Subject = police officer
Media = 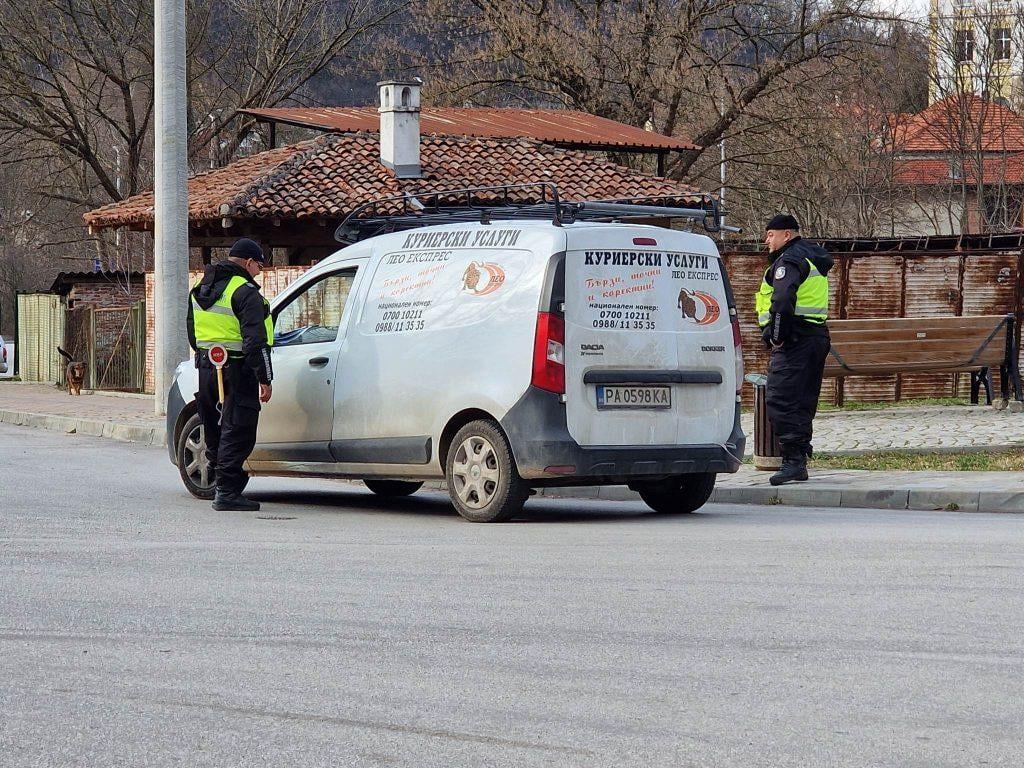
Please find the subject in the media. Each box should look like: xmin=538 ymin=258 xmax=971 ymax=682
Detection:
xmin=186 ymin=238 xmax=274 ymax=510
xmin=756 ymin=215 xmax=833 ymax=486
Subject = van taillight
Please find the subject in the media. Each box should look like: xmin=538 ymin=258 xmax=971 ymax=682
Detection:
xmin=730 ymin=308 xmax=743 ymax=394
xmin=532 ymin=312 xmax=565 ymax=394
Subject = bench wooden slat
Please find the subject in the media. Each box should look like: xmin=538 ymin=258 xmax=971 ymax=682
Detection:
xmin=824 ymin=362 xmax=994 ymax=376
xmin=829 ymin=315 xmax=1006 ymax=331
xmin=828 ymin=327 xmax=1008 ymax=344
xmin=828 ymin=351 xmax=1004 ymax=368
xmin=831 ymin=339 xmax=1005 ymax=356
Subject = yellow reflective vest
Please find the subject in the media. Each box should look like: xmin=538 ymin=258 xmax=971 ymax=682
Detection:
xmin=190 ymin=275 xmax=273 ymax=352
xmin=755 ymin=260 xmax=829 ymax=328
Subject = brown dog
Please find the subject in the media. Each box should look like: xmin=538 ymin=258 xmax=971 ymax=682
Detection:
xmin=57 ymin=347 xmax=86 ymax=395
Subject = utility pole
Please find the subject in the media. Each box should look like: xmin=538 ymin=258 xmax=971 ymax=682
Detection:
xmin=719 ymin=132 xmax=726 ymax=234
xmin=153 ymin=0 xmax=189 ymax=416
xmin=719 ymin=94 xmax=727 ymax=236
xmin=112 ymin=146 xmax=122 ymax=272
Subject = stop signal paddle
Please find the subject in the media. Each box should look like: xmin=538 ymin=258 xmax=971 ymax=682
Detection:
xmin=208 ymin=344 xmax=228 ymax=423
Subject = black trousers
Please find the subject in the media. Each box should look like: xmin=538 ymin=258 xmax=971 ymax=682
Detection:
xmin=196 ymin=355 xmax=261 ymax=494
xmin=766 ymin=332 xmax=830 ymax=459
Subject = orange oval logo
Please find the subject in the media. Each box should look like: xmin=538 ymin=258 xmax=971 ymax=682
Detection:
xmin=462 ymin=261 xmax=506 ymax=296
xmin=677 ymin=288 xmax=720 ymax=326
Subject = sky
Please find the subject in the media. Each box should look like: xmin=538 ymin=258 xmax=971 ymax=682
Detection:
xmin=886 ymin=0 xmax=930 ymax=20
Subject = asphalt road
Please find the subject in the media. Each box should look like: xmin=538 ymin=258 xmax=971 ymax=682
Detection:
xmin=2 ymin=423 xmax=1023 ymax=767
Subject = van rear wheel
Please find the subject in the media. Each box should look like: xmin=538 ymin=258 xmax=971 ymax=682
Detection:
xmin=635 ymin=473 xmax=716 ymax=514
xmin=363 ymin=479 xmax=423 ymax=497
xmin=445 ymin=420 xmax=527 ymax=523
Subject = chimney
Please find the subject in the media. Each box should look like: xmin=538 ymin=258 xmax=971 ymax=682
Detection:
xmin=378 ymin=78 xmax=422 ymax=178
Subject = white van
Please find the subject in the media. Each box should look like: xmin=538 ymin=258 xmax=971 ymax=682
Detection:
xmin=167 ymin=209 xmax=745 ymax=522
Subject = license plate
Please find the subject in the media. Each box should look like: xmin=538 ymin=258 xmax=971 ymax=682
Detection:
xmin=596 ymin=385 xmax=671 ymax=409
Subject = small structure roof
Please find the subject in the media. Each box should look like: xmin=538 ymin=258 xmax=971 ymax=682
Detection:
xmin=242 ymin=106 xmax=697 ymax=152
xmin=49 ymin=270 xmax=146 ymax=294
xmin=86 ymin=133 xmax=706 ymax=231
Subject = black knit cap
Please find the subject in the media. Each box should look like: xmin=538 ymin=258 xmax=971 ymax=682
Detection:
xmin=229 ymin=238 xmax=265 ymax=263
xmin=765 ymin=213 xmax=800 ymax=231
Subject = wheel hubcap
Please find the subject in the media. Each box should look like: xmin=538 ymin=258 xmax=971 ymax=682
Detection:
xmin=452 ymin=435 xmax=500 ymax=509
xmin=183 ymin=424 xmax=213 ymax=490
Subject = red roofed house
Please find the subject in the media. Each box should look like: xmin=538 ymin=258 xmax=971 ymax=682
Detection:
xmin=85 ymin=80 xmax=707 ymax=266
xmin=891 ymin=94 xmax=1024 ymax=234
xmin=84 ymin=80 xmax=710 ymax=392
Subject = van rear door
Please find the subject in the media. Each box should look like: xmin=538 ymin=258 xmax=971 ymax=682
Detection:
xmin=563 ymin=227 xmax=737 ymax=447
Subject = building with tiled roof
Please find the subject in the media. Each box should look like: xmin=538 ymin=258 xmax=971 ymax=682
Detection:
xmin=86 ymin=133 xmax=706 ymax=231
xmin=887 ymin=95 xmax=1024 ymax=234
xmin=86 ymin=83 xmax=708 ymax=266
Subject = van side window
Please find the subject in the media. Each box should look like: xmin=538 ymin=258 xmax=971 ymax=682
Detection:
xmin=273 ymin=270 xmax=357 ymax=346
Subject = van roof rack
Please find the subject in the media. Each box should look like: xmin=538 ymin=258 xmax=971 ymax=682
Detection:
xmin=334 ymin=182 xmax=728 ymax=243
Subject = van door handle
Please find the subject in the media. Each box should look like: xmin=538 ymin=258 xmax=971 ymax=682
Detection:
xmin=308 ymin=356 xmax=330 ymax=367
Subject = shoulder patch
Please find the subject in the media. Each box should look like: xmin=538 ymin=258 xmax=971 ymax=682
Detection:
xmin=774 ymin=266 xmax=787 ymax=280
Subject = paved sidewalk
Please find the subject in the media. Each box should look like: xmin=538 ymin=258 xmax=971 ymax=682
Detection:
xmin=3 ymin=382 xmax=1022 ymax=513
xmin=0 ymin=382 xmax=164 ymax=446
xmin=741 ymin=404 xmax=1024 ymax=453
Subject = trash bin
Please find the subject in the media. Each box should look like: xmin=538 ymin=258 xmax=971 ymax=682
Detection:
xmin=745 ymin=373 xmax=781 ymax=471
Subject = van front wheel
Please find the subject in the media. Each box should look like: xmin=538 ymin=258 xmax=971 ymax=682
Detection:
xmin=445 ymin=420 xmax=527 ymax=523
xmin=635 ymin=473 xmax=716 ymax=514
xmin=176 ymin=412 xmax=215 ymax=500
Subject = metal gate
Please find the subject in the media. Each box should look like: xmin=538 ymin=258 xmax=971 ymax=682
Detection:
xmin=90 ymin=302 xmax=146 ymax=392
xmin=16 ymin=293 xmax=66 ymax=384
xmin=60 ymin=301 xmax=146 ymax=392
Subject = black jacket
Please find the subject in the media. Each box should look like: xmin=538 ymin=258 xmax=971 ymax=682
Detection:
xmin=186 ymin=261 xmax=273 ymax=384
xmin=763 ymin=237 xmax=834 ymax=346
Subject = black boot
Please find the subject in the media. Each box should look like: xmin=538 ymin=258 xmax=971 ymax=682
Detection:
xmin=770 ymin=456 xmax=808 ymax=486
xmin=212 ymin=489 xmax=260 ymax=511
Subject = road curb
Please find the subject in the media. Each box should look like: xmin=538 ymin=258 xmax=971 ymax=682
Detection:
xmin=4 ymin=413 xmax=1020 ymax=513
xmin=411 ymin=478 xmax=1023 ymax=513
xmin=0 ymin=409 xmax=165 ymax=448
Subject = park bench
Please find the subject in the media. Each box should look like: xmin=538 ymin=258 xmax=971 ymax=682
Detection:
xmin=824 ymin=314 xmax=1023 ymax=405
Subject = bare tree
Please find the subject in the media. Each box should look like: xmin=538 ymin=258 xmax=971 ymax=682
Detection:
xmin=189 ymin=0 xmax=408 ymax=166
xmin=0 ymin=162 xmax=89 ymax=336
xmin=402 ymin=0 xmax=894 ymax=180
xmin=665 ymin=18 xmax=929 ymax=236
xmin=0 ymin=0 xmax=404 ymax=282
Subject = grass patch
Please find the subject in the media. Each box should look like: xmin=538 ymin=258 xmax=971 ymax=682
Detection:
xmin=742 ymin=397 xmax=974 ymax=415
xmin=810 ymin=449 xmax=1024 ymax=472
xmin=817 ymin=397 xmax=971 ymax=412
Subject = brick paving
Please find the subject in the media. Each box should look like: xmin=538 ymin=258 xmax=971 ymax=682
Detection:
xmin=741 ymin=404 xmax=1024 ymax=454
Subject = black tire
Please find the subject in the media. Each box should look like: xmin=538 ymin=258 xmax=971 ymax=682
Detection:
xmin=445 ymin=420 xmax=527 ymax=523
xmin=635 ymin=473 xmax=717 ymax=514
xmin=363 ymin=479 xmax=423 ymax=497
xmin=176 ymin=412 xmax=215 ymax=500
